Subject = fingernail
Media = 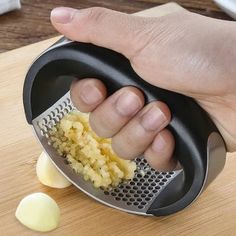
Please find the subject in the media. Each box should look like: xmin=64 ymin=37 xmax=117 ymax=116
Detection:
xmin=51 ymin=7 xmax=76 ymax=24
xmin=141 ymin=106 xmax=167 ymax=132
xmin=152 ymin=134 xmax=166 ymax=152
xmin=115 ymin=91 xmax=142 ymax=116
xmin=80 ymin=83 xmax=103 ymax=105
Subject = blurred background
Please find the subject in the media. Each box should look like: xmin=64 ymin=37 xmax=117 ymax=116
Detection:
xmin=0 ymin=0 xmax=233 ymax=53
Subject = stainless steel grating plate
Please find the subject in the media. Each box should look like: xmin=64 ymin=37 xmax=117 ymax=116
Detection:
xmin=32 ymin=92 xmax=182 ymax=215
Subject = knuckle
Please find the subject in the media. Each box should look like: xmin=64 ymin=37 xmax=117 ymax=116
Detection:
xmin=89 ymin=114 xmax=102 ymax=136
xmin=89 ymin=113 xmax=111 ymax=138
xmin=127 ymin=19 xmax=156 ymax=61
xmin=111 ymin=138 xmax=130 ymax=160
xmin=85 ymin=7 xmax=108 ymax=24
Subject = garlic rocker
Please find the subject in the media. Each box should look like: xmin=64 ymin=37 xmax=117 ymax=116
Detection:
xmin=23 ymin=38 xmax=226 ymax=216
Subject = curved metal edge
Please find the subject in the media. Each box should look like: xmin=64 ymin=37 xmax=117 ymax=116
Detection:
xmin=155 ymin=132 xmax=226 ymax=214
xmin=203 ymin=132 xmax=226 ymax=189
xmin=191 ymin=132 xmax=226 ymax=204
xmin=32 ymin=37 xmax=73 ymax=64
xmin=23 ymin=37 xmax=72 ymax=124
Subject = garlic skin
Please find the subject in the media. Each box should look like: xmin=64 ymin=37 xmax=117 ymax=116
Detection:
xmin=15 ymin=192 xmax=60 ymax=232
xmin=36 ymin=152 xmax=71 ymax=188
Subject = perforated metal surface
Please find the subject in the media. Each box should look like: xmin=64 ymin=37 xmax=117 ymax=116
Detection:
xmin=103 ymin=157 xmax=177 ymax=210
xmin=32 ymin=92 xmax=182 ymax=215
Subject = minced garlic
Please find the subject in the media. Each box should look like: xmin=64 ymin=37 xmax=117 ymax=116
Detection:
xmin=49 ymin=111 xmax=136 ymax=188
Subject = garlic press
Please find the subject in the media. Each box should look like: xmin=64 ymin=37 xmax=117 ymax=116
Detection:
xmin=23 ymin=37 xmax=226 ymax=216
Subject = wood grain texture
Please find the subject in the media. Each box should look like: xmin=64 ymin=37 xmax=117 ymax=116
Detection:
xmin=0 ymin=0 xmax=233 ymax=53
xmin=0 ymin=4 xmax=236 ymax=236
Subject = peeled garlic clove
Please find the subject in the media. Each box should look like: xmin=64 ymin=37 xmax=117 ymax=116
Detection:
xmin=15 ymin=192 xmax=60 ymax=232
xmin=36 ymin=152 xmax=71 ymax=188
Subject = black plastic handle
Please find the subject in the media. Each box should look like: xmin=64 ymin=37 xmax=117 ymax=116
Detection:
xmin=23 ymin=41 xmax=220 ymax=215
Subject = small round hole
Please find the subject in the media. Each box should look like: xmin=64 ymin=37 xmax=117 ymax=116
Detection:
xmin=122 ymin=198 xmax=127 ymax=201
xmin=141 ymin=202 xmax=147 ymax=205
xmin=127 ymin=202 xmax=132 ymax=205
xmin=40 ymin=130 xmax=45 ymax=136
xmin=137 ymin=182 xmax=142 ymax=186
xmin=148 ymin=193 xmax=153 ymax=198
xmin=104 ymin=191 xmax=109 ymax=195
xmin=166 ymin=174 xmax=172 ymax=178
xmin=130 ymin=198 xmax=135 ymax=202
xmin=160 ymin=182 xmax=165 ymax=186
xmin=118 ymin=193 xmax=123 ymax=197
xmin=130 ymin=190 xmax=135 ymax=194
xmin=137 ymin=190 xmax=142 ymax=194
xmin=134 ymin=194 xmax=139 ymax=198
xmin=163 ymin=178 xmax=167 ymax=182
xmin=134 ymin=202 xmax=139 ymax=206
xmin=123 ymin=189 xmax=128 ymax=193
xmin=138 ymin=205 xmax=144 ymax=209
xmin=137 ymin=198 xmax=142 ymax=202
xmin=145 ymin=197 xmax=151 ymax=201
xmin=115 ymin=197 xmax=121 ymax=201
xmin=133 ymin=186 xmax=138 ymax=190
xmin=111 ymin=192 xmax=116 ymax=196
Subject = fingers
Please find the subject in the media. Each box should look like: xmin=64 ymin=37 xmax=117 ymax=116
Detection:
xmin=144 ymin=129 xmax=177 ymax=171
xmin=111 ymin=101 xmax=171 ymax=160
xmin=70 ymin=78 xmax=175 ymax=171
xmin=89 ymin=87 xmax=144 ymax=138
xmin=50 ymin=7 xmax=152 ymax=59
xmin=70 ymin=78 xmax=107 ymax=113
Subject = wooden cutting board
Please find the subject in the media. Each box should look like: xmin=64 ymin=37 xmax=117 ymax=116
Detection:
xmin=0 ymin=3 xmax=236 ymax=236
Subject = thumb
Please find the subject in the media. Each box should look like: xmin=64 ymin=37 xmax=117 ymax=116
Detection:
xmin=50 ymin=7 xmax=153 ymax=60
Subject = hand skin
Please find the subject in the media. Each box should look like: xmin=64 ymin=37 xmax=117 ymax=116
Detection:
xmin=50 ymin=7 xmax=236 ymax=171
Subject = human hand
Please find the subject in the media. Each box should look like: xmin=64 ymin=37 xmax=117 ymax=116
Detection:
xmin=50 ymin=7 xmax=236 ymax=170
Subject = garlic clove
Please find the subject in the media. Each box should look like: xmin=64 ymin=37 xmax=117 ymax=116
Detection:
xmin=36 ymin=152 xmax=71 ymax=188
xmin=15 ymin=192 xmax=60 ymax=232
